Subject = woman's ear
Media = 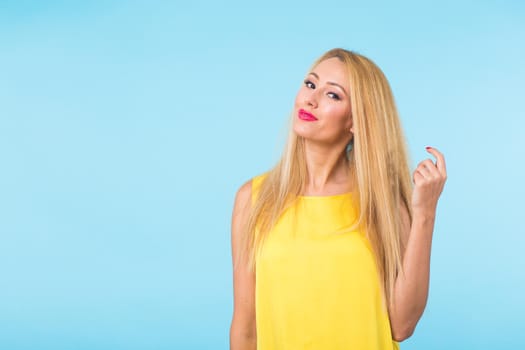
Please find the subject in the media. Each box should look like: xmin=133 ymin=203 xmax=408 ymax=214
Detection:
xmin=346 ymin=117 xmax=354 ymax=133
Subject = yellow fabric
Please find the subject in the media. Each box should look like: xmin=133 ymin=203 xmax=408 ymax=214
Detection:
xmin=252 ymin=173 xmax=400 ymax=350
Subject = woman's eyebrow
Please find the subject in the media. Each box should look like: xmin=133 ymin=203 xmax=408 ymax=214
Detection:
xmin=308 ymin=72 xmax=348 ymax=96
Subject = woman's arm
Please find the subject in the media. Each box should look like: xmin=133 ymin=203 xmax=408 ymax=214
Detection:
xmin=389 ymin=147 xmax=447 ymax=342
xmin=230 ymin=180 xmax=257 ymax=350
xmin=389 ymin=204 xmax=435 ymax=341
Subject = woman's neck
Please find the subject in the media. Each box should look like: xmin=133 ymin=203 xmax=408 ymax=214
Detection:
xmin=303 ymin=142 xmax=352 ymax=194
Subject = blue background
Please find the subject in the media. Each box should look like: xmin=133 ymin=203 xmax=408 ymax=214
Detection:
xmin=1 ymin=1 xmax=524 ymax=349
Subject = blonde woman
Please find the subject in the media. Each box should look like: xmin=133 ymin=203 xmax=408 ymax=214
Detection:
xmin=230 ymin=48 xmax=447 ymax=350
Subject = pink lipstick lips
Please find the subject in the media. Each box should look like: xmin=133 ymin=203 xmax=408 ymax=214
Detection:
xmin=298 ymin=109 xmax=318 ymax=121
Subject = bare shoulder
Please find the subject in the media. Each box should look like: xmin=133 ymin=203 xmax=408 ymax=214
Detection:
xmin=233 ymin=178 xmax=253 ymax=217
xmin=236 ymin=179 xmax=252 ymax=203
xmin=232 ymin=171 xmax=269 ymax=227
xmin=231 ymin=178 xmax=254 ymax=244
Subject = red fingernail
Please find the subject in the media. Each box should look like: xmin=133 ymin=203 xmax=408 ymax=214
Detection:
xmin=426 ymin=146 xmax=432 ymax=149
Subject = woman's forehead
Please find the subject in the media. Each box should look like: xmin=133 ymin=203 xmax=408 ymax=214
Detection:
xmin=310 ymin=58 xmax=350 ymax=89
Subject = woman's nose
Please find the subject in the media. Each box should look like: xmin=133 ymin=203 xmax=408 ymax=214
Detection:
xmin=304 ymin=90 xmax=319 ymax=108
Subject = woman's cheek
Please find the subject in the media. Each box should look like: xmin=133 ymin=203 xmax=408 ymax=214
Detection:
xmin=326 ymin=105 xmax=345 ymax=120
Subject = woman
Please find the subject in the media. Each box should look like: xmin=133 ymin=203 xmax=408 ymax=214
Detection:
xmin=230 ymin=48 xmax=447 ymax=350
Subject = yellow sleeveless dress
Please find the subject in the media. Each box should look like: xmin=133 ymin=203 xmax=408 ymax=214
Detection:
xmin=252 ymin=173 xmax=400 ymax=350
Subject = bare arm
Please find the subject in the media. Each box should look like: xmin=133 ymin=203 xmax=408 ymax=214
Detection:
xmin=389 ymin=147 xmax=447 ymax=342
xmin=388 ymin=203 xmax=435 ymax=341
xmin=229 ymin=180 xmax=257 ymax=350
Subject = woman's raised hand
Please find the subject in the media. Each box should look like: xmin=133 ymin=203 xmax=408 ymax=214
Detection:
xmin=411 ymin=146 xmax=447 ymax=217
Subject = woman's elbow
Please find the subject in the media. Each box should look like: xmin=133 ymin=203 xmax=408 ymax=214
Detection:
xmin=391 ymin=324 xmax=416 ymax=342
xmin=389 ymin=302 xmax=426 ymax=342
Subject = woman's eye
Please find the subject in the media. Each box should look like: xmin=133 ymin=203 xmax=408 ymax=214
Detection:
xmin=304 ymin=80 xmax=340 ymax=100
xmin=328 ymin=92 xmax=340 ymax=100
xmin=304 ymin=80 xmax=315 ymax=89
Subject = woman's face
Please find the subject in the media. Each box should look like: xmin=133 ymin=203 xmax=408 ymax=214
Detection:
xmin=293 ymin=57 xmax=353 ymax=145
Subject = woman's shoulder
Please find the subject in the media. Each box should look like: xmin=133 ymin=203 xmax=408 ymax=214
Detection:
xmin=237 ymin=171 xmax=270 ymax=206
xmin=251 ymin=171 xmax=269 ymax=188
xmin=234 ymin=171 xmax=269 ymax=205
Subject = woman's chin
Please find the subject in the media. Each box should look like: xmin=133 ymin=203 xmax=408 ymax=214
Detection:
xmin=292 ymin=124 xmax=315 ymax=139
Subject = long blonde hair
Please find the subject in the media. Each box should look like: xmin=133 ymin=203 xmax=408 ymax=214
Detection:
xmin=236 ymin=48 xmax=413 ymax=309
